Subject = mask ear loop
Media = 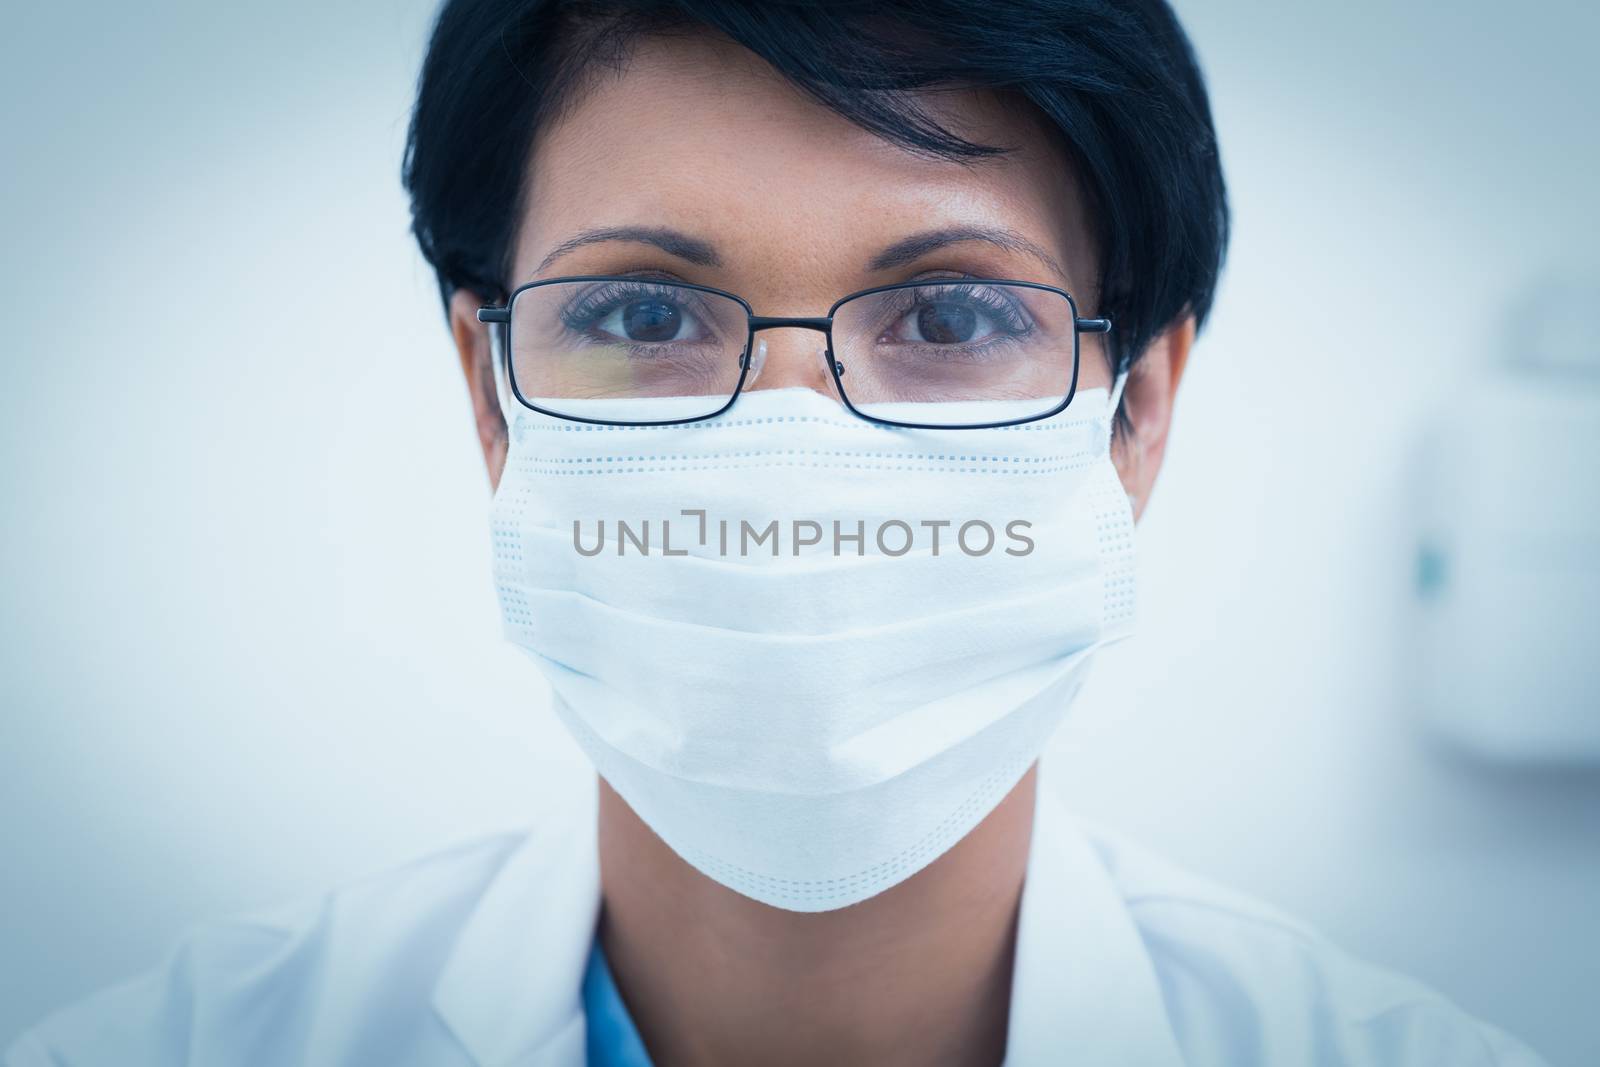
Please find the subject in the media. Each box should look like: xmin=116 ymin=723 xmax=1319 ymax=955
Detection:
xmin=1106 ymin=365 xmax=1141 ymax=513
xmin=1107 ymin=367 xmax=1131 ymax=425
xmin=487 ymin=315 xmax=520 ymax=429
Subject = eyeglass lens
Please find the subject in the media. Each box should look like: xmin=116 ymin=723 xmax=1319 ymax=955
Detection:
xmin=506 ymin=279 xmax=1104 ymax=426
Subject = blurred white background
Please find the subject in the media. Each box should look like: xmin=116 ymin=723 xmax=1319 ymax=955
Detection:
xmin=2 ymin=1 xmax=1596 ymax=1062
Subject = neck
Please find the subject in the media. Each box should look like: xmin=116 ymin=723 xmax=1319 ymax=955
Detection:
xmin=596 ymin=767 xmax=1037 ymax=1067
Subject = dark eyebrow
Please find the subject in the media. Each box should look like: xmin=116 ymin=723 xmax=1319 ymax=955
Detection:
xmin=866 ymin=226 xmax=1070 ymax=282
xmin=537 ymin=226 xmax=723 ymax=274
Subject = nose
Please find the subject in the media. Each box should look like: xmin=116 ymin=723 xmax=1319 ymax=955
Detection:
xmin=741 ymin=327 xmax=840 ymax=399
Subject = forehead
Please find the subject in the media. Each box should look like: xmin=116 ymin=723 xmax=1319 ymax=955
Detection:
xmin=514 ymin=30 xmax=1095 ymax=295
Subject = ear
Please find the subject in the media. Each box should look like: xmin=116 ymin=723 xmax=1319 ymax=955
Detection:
xmin=449 ymin=288 xmax=509 ymax=491
xmin=1111 ymin=314 xmax=1195 ymax=522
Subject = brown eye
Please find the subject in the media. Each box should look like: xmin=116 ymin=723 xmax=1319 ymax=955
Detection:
xmin=619 ymin=300 xmax=683 ymax=341
xmin=914 ymin=301 xmax=978 ymax=344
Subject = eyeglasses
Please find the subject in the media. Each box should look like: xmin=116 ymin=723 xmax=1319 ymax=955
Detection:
xmin=476 ymin=276 xmax=1112 ymax=429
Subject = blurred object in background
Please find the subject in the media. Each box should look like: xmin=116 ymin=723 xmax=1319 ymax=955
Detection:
xmin=1413 ymin=263 xmax=1600 ymax=762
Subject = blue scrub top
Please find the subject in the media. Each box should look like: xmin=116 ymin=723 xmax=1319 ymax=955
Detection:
xmin=583 ymin=936 xmax=655 ymax=1067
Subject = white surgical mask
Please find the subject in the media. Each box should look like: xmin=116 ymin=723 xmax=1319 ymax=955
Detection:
xmin=488 ymin=378 xmax=1135 ymax=911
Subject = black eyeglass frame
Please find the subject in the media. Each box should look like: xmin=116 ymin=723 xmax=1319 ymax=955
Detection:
xmin=477 ymin=275 xmax=1112 ymax=430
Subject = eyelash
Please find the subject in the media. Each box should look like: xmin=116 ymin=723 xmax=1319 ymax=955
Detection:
xmin=887 ymin=282 xmax=1034 ymax=337
xmin=558 ymin=280 xmax=717 ymax=335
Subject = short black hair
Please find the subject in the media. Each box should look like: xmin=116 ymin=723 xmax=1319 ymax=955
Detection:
xmin=402 ymin=0 xmax=1229 ymax=373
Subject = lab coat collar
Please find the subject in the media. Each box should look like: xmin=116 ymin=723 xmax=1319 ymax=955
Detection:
xmin=1005 ymin=764 xmax=1186 ymax=1066
xmin=432 ymin=778 xmax=601 ymax=1067
xmin=432 ymin=764 xmax=1183 ymax=1066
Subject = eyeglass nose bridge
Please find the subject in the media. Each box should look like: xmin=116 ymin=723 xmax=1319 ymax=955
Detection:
xmin=747 ymin=315 xmax=833 ymax=333
xmin=741 ymin=316 xmax=840 ymax=384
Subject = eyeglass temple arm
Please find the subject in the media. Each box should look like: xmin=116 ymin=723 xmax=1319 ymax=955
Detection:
xmin=478 ymin=307 xmax=510 ymax=323
xmin=1075 ymin=316 xmax=1112 ymax=333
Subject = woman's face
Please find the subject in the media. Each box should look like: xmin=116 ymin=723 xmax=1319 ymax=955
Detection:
xmin=451 ymin=29 xmax=1187 ymax=510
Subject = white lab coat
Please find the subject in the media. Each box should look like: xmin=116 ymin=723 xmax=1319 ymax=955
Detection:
xmin=5 ymin=764 xmax=1550 ymax=1066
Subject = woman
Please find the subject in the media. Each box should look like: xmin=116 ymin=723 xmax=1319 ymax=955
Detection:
xmin=6 ymin=1 xmax=1550 ymax=1065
